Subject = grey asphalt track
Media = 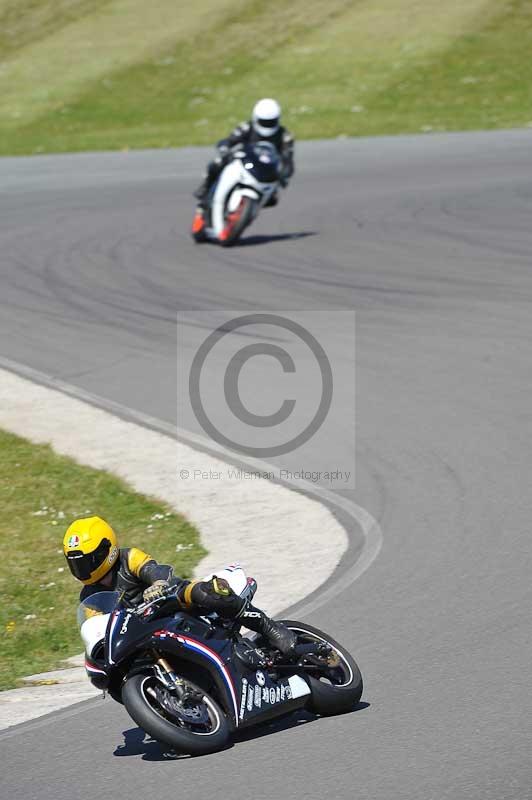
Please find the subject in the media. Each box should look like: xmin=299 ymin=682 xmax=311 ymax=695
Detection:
xmin=1 ymin=130 xmax=532 ymax=799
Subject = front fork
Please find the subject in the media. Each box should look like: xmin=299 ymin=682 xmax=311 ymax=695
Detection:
xmin=153 ymin=653 xmax=187 ymax=699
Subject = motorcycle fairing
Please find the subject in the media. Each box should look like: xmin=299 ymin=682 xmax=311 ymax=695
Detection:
xmin=89 ymin=600 xmax=312 ymax=731
xmin=99 ymin=608 xmax=240 ymax=725
xmin=210 ymin=160 xmax=277 ymax=238
xmin=84 ymin=657 xmax=109 ymax=690
xmin=153 ymin=630 xmax=240 ymax=723
xmin=233 ymin=667 xmax=311 ymax=728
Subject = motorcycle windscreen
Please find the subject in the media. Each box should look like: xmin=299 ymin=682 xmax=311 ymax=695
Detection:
xmin=245 ymin=143 xmax=281 ymax=183
xmin=77 ymin=591 xmax=120 ymax=628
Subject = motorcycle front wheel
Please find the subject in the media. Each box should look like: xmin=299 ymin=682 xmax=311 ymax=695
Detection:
xmin=219 ymin=197 xmax=255 ymax=247
xmin=122 ymin=673 xmax=231 ymax=755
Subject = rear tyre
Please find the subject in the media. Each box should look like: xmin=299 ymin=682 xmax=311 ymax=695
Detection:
xmin=220 ymin=197 xmax=254 ymax=247
xmin=281 ymin=620 xmax=363 ymax=716
xmin=122 ymin=673 xmax=231 ymax=755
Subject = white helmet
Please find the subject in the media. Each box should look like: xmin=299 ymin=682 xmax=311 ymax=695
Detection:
xmin=252 ymin=98 xmax=281 ymax=137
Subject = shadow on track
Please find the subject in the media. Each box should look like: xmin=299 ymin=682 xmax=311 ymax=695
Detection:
xmin=113 ymin=703 xmax=369 ymax=761
xmin=234 ymin=702 xmax=369 ymax=746
xmin=114 ymin=727 xmax=188 ymax=762
xmin=234 ymin=231 xmax=317 ymax=247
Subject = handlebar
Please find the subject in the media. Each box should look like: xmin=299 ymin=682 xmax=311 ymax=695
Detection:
xmin=132 ymin=586 xmax=179 ymax=616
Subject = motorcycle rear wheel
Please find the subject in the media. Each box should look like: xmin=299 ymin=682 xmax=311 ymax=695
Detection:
xmin=281 ymin=620 xmax=363 ymax=716
xmin=122 ymin=673 xmax=231 ymax=755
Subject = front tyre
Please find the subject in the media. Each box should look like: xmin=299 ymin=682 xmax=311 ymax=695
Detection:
xmin=219 ymin=197 xmax=255 ymax=247
xmin=122 ymin=673 xmax=231 ymax=755
xmin=281 ymin=620 xmax=363 ymax=716
xmin=191 ymin=208 xmax=208 ymax=243
xmin=192 ymin=228 xmax=208 ymax=243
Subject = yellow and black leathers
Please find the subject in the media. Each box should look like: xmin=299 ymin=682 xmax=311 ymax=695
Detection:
xmin=79 ymin=548 xmax=296 ymax=654
xmin=78 ymin=551 xmax=244 ymax=614
xmin=183 ymin=577 xmax=297 ymax=654
xmin=181 ymin=576 xmax=242 ymax=617
xmin=79 ymin=547 xmax=180 ymax=607
xmin=65 ymin=516 xmax=296 ymax=652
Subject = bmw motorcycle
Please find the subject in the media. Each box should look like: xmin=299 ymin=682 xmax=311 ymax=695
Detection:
xmin=78 ymin=565 xmax=363 ymax=756
xmin=191 ymin=142 xmax=281 ymax=247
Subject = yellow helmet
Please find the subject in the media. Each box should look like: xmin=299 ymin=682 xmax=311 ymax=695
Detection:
xmin=63 ymin=516 xmax=119 ymax=585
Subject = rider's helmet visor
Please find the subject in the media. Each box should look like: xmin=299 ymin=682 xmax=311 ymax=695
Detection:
xmin=65 ymin=537 xmax=112 ymax=581
xmin=256 ymin=117 xmax=279 ymax=129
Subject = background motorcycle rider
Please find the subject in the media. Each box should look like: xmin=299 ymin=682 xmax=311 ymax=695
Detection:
xmin=63 ymin=515 xmax=296 ymax=655
xmin=192 ymin=98 xmax=295 ymax=232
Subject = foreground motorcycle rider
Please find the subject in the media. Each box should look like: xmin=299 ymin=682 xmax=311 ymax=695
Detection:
xmin=63 ymin=515 xmax=296 ymax=655
xmin=192 ymin=98 xmax=295 ymax=235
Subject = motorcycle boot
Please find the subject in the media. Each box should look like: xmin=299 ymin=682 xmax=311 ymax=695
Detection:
xmin=239 ymin=605 xmax=297 ymax=657
xmin=264 ymin=191 xmax=278 ymax=208
xmin=193 ymin=180 xmax=209 ymax=206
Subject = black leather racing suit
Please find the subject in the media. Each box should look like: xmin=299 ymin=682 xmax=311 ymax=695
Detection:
xmin=195 ymin=120 xmax=295 ymax=206
xmin=80 ymin=547 xmax=296 ymax=654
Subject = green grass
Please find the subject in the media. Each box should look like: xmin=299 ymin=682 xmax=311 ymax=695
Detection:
xmin=0 ymin=0 xmax=111 ymax=56
xmin=0 ymin=428 xmax=204 ymax=690
xmin=0 ymin=0 xmax=531 ymax=154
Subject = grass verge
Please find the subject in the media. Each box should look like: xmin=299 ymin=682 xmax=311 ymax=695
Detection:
xmin=0 ymin=428 xmax=204 ymax=691
xmin=0 ymin=1 xmax=531 ymax=155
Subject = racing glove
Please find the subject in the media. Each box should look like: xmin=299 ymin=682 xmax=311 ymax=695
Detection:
xmin=143 ymin=580 xmax=170 ymax=603
xmin=216 ymin=143 xmax=232 ymax=164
